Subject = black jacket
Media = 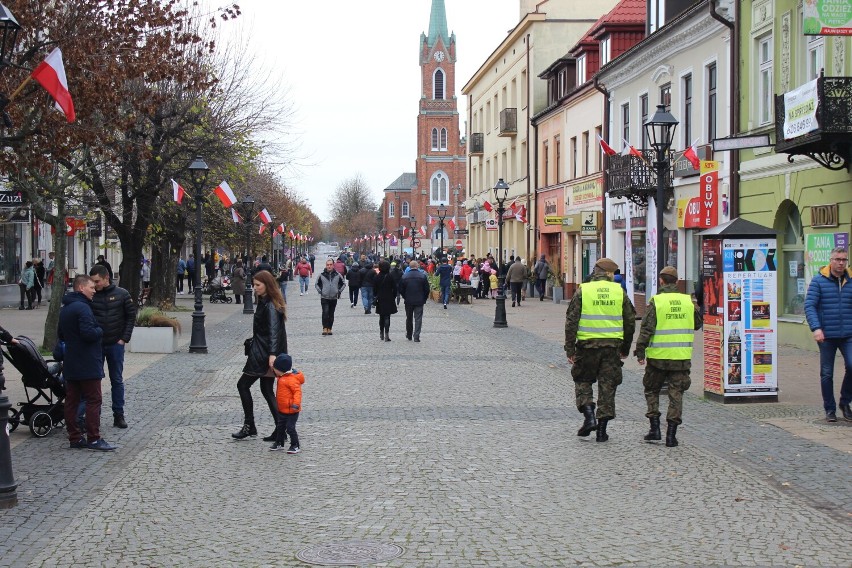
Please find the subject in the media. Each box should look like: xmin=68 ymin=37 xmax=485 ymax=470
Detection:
xmin=244 ymin=296 xmax=288 ymax=376
xmin=90 ymin=284 xmax=135 ymax=345
xmin=254 ymin=262 xmax=274 ymax=276
xmin=361 ymin=267 xmax=377 ymax=288
xmin=399 ymin=270 xmax=430 ymax=307
xmin=346 ymin=267 xmax=363 ymax=288
xmin=374 ymin=272 xmax=398 ymax=315
xmin=389 ymin=267 xmax=403 ymax=286
xmin=56 ymin=292 xmax=104 ymax=381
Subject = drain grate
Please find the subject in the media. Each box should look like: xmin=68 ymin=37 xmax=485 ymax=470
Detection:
xmin=296 ymin=541 xmax=404 ymax=566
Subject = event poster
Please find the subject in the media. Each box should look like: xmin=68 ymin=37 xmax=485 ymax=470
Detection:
xmin=721 ymin=238 xmax=778 ymax=395
xmin=702 ymin=238 xmax=724 ymax=393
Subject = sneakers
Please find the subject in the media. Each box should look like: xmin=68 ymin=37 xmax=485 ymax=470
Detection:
xmin=87 ymin=438 xmax=116 ymax=451
xmin=826 ymin=411 xmax=838 ymax=422
xmin=69 ymin=438 xmax=88 ymax=449
xmin=512 ymin=301 xmax=516 ymax=307
xmin=444 ymin=304 xmax=447 ymax=309
xmin=114 ymin=415 xmax=128 ymax=429
xmin=286 ymin=446 xmax=301 ymax=454
xmin=299 ymin=292 xmax=304 ymax=296
xmin=269 ymin=442 xmax=287 ymax=451
xmin=840 ymin=403 xmax=852 ymax=421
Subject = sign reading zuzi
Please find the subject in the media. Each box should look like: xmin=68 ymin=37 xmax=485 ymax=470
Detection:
xmin=0 ymin=190 xmax=24 ymax=204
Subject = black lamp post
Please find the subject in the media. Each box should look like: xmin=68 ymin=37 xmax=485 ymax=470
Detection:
xmin=188 ymin=156 xmax=210 ymax=353
xmin=381 ymin=228 xmax=388 ymax=256
xmin=436 ymin=203 xmax=448 ymax=258
xmin=409 ymin=216 xmax=418 ymax=258
xmin=643 ymin=104 xmax=678 ymax=286
xmin=493 ymin=178 xmax=510 ymax=328
xmin=0 ymin=2 xmax=19 ymax=510
xmin=397 ymin=226 xmax=405 ymax=255
xmin=240 ymin=196 xmax=256 ymax=313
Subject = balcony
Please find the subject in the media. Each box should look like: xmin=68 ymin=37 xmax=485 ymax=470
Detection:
xmin=604 ymin=151 xmax=673 ymax=207
xmin=499 ymin=108 xmax=517 ymax=137
xmin=774 ymin=75 xmax=852 ymax=171
xmin=469 ymin=132 xmax=484 ymax=155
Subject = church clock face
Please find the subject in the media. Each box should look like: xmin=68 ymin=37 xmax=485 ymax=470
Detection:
xmin=433 ymin=51 xmax=445 ymax=62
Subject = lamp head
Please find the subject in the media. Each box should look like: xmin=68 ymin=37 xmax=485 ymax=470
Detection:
xmin=0 ymin=3 xmax=20 ymax=68
xmin=437 ymin=203 xmax=447 ymax=217
xmin=493 ymin=178 xmax=509 ymax=205
xmin=643 ymin=104 xmax=679 ymax=151
xmin=187 ymin=155 xmax=210 ymax=187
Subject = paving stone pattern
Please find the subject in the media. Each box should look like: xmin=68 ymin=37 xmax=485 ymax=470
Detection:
xmin=1 ymin=287 xmax=850 ymax=567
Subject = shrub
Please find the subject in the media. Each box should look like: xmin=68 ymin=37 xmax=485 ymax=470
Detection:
xmin=136 ymin=307 xmax=181 ymax=333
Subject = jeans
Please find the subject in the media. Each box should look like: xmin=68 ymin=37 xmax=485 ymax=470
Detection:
xmin=275 ymin=412 xmax=299 ymax=448
xmin=510 ymin=282 xmax=523 ymax=304
xmin=817 ymin=337 xmax=852 ymax=413
xmin=237 ymin=374 xmax=277 ymax=425
xmin=440 ymin=285 xmax=451 ymax=306
xmin=279 ymin=282 xmax=287 ymax=302
xmin=405 ymin=304 xmax=424 ymax=340
xmin=537 ymin=278 xmax=547 ymax=298
xmin=176 ymin=273 xmax=184 ymax=292
xmin=65 ymin=379 xmax=102 ymax=442
xmin=321 ymin=298 xmax=338 ymax=329
xmin=104 ymin=343 xmax=126 ymax=417
xmin=361 ymin=287 xmax=374 ymax=311
xmin=349 ymin=286 xmax=360 ymax=306
xmin=299 ymin=276 xmax=310 ymax=293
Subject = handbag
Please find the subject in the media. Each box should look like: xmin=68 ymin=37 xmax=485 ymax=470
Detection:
xmin=243 ymin=337 xmax=253 ymax=356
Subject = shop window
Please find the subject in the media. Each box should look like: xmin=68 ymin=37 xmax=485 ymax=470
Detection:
xmin=0 ymin=223 xmax=23 ymax=284
xmin=779 ymin=203 xmax=804 ymax=316
xmin=631 ymin=231 xmax=647 ymax=292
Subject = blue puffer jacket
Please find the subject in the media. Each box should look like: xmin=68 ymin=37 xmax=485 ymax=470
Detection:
xmin=804 ymin=265 xmax=852 ymax=338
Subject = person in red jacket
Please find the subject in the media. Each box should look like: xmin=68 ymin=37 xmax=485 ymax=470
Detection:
xmin=296 ymin=257 xmax=312 ymax=295
xmin=460 ymin=260 xmax=473 ymax=283
xmin=270 ymin=353 xmax=304 ymax=454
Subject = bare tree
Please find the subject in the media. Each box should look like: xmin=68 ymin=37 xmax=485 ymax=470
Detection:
xmin=329 ymin=174 xmax=378 ymax=239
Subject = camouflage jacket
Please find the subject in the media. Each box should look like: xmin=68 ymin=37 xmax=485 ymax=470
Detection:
xmin=634 ymin=284 xmax=703 ymax=370
xmin=564 ymin=274 xmax=636 ymax=358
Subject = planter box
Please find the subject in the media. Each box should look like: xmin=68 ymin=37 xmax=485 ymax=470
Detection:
xmin=130 ymin=326 xmax=179 ymax=353
xmin=430 ymin=290 xmax=441 ymax=302
xmin=552 ymin=286 xmax=564 ymax=303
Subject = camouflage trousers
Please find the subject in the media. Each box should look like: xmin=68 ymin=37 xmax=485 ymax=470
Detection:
xmin=643 ymin=364 xmax=691 ymax=425
xmin=571 ymin=346 xmax=623 ymax=420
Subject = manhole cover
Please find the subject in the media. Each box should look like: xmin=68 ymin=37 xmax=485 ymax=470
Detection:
xmin=296 ymin=540 xmax=404 ymax=566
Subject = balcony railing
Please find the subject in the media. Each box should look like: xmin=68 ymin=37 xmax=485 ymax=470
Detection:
xmin=499 ymin=108 xmax=517 ymax=137
xmin=774 ymin=75 xmax=852 ymax=171
xmin=469 ymin=132 xmax=484 ymax=155
xmin=604 ymin=150 xmax=673 ymax=207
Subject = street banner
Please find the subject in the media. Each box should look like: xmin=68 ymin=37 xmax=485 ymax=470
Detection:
xmin=646 ymin=196 xmax=658 ymax=297
xmin=804 ymin=0 xmax=852 ymax=35
xmin=782 ymin=79 xmax=819 ymax=140
xmin=625 ymin=208 xmax=634 ymax=299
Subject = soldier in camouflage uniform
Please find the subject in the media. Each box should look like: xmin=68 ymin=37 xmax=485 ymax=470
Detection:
xmin=635 ymin=266 xmax=703 ymax=447
xmin=564 ymin=258 xmax=636 ymax=442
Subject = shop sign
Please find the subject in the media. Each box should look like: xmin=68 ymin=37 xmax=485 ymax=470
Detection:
xmin=566 ymin=178 xmax=602 ymax=211
xmin=673 ymin=145 xmax=711 ymax=178
xmin=0 ymin=206 xmax=29 ymax=223
xmin=485 ymin=218 xmax=497 ymax=231
xmin=806 ymin=232 xmax=849 ymax=277
xmin=561 ymin=212 xmax=600 ymax=234
xmin=678 ymin=161 xmax=720 ymax=228
xmin=66 ymin=217 xmax=87 ymax=236
xmin=804 ymin=0 xmax=852 ymax=35
xmin=610 ymin=201 xmax=647 ymax=230
xmin=544 ymin=215 xmax=563 ymax=225
xmin=0 ymin=190 xmax=24 ymax=205
xmin=811 ymin=204 xmax=838 ymax=228
xmin=782 ymin=79 xmax=819 ymax=140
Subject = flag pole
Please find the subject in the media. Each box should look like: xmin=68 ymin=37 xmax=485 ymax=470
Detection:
xmin=8 ymin=76 xmax=32 ymax=101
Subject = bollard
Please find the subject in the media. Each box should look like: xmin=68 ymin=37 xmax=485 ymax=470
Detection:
xmin=0 ymin=394 xmax=18 ymax=508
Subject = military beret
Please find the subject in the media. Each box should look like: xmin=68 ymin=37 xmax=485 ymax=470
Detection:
xmin=594 ymin=257 xmax=619 ymax=272
xmin=660 ymin=266 xmax=679 ymax=279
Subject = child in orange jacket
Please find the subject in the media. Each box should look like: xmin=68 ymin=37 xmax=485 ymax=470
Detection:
xmin=270 ymin=354 xmax=305 ymax=454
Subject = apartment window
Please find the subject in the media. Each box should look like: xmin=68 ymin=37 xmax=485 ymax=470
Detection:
xmin=649 ymin=0 xmax=665 ymax=34
xmin=402 ymin=201 xmax=410 ymax=217
xmin=570 ymin=137 xmax=578 ymax=179
xmin=555 ymin=136 xmax=561 ymax=183
xmin=577 ymin=54 xmax=587 ymax=85
xmin=430 ymin=172 xmax=449 ymax=205
xmin=433 ymin=69 xmax=445 ymax=100
xmin=621 ymin=103 xmax=630 ymax=147
xmin=388 ymin=202 xmax=395 ymax=218
xmin=659 ymin=83 xmax=671 ymax=111
xmin=806 ymin=36 xmax=824 ymax=81
xmin=757 ymin=35 xmax=773 ymax=126
xmin=431 ymin=128 xmax=439 ymax=151
xmin=640 ymin=94 xmax=649 ymax=148
xmin=543 ymin=141 xmax=549 ymax=187
xmin=486 ymin=101 xmax=491 ymax=131
xmin=440 ymin=128 xmax=448 ymax=151
xmin=600 ymin=36 xmax=611 ymax=66
xmin=707 ymin=63 xmax=717 ymax=143
xmin=682 ymin=74 xmax=692 ymax=146
xmin=582 ymin=131 xmax=590 ymax=176
xmin=557 ymin=69 xmax=567 ymax=98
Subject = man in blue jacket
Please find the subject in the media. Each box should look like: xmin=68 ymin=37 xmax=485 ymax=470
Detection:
xmin=435 ymin=257 xmax=453 ymax=309
xmin=57 ymin=275 xmax=115 ymax=451
xmin=804 ymin=246 xmax=852 ymax=422
xmin=398 ymin=260 xmax=430 ymax=342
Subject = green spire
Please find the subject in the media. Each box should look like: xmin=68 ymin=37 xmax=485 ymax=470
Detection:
xmin=427 ymin=0 xmax=449 ymax=48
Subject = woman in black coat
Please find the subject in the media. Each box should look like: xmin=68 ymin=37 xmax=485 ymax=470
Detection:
xmin=346 ymin=262 xmax=362 ymax=308
xmin=374 ymin=260 xmax=398 ymax=342
xmin=232 ymin=270 xmax=288 ymax=440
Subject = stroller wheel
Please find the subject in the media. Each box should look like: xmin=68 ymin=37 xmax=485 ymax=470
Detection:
xmin=225 ymin=297 xmax=233 ymax=303
xmin=7 ymin=408 xmax=20 ymax=433
xmin=29 ymin=410 xmax=53 ymax=438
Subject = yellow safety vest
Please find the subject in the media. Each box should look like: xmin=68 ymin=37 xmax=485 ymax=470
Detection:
xmin=646 ymin=293 xmax=694 ymax=360
xmin=577 ymin=281 xmax=624 ymax=341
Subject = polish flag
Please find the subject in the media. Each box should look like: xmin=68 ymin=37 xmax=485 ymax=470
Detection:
xmin=31 ymin=48 xmax=76 ymax=123
xmin=420 ymin=225 xmax=427 ymax=237
xmin=428 ymin=214 xmax=435 ymax=225
xmin=213 ymin=181 xmax=237 ymax=208
xmin=402 ymin=226 xmax=408 ymax=237
xmin=482 ymin=200 xmax=493 ymax=213
xmin=447 ymin=216 xmax=457 ymax=231
xmin=259 ymin=208 xmax=272 ymax=224
xmin=231 ymin=208 xmax=242 ymax=224
xmin=259 ymin=223 xmax=267 ymax=235
xmin=276 ymin=223 xmax=286 ymax=234
xmin=682 ymin=138 xmax=701 ymax=169
xmin=515 ymin=205 xmax=528 ymax=223
xmin=622 ymin=139 xmax=643 ymax=158
xmin=596 ymin=133 xmax=617 ymax=156
xmin=288 ymin=228 xmax=295 ymax=238
xmin=171 ymin=179 xmax=185 ymax=204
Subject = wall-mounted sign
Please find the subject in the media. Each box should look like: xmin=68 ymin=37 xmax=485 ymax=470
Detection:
xmin=783 ymin=79 xmax=819 ymax=140
xmin=0 ymin=190 xmax=24 ymax=205
xmin=566 ymin=178 xmax=602 ymax=211
xmin=543 ymin=198 xmax=558 ymax=216
xmin=545 ymin=215 xmax=563 ymax=225
xmin=804 ymin=0 xmax=852 ymax=35
xmin=811 ymin=203 xmax=839 ymax=228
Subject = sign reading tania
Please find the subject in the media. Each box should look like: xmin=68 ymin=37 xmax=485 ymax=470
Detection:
xmin=679 ymin=160 xmax=719 ymax=229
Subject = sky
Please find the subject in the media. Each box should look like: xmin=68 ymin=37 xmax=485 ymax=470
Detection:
xmin=220 ymin=1 xmax=520 ymax=222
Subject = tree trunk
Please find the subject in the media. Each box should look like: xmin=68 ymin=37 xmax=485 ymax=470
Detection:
xmin=42 ymin=202 xmax=68 ymax=352
xmin=149 ymin=237 xmax=183 ymax=310
xmin=117 ymin=232 xmax=145 ymax=303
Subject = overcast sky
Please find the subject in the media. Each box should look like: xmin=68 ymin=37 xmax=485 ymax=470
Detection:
xmin=223 ymin=1 xmax=520 ymax=222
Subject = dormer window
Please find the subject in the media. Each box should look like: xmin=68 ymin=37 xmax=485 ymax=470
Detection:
xmin=576 ymin=54 xmax=587 ymax=85
xmin=600 ymin=35 xmax=611 ymax=66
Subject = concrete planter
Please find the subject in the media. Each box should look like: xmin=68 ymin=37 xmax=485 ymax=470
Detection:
xmin=130 ymin=326 xmax=179 ymax=353
xmin=552 ymin=286 xmax=564 ymax=303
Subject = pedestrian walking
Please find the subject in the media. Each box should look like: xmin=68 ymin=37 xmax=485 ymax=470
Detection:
xmin=186 ymin=254 xmax=196 ymax=291
xmin=564 ymin=257 xmax=636 ymax=442
xmin=533 ymin=255 xmax=550 ymax=301
xmin=389 ymin=261 xmax=403 ymax=304
xmin=398 ymin=260 xmax=429 ymax=342
xmin=141 ymin=259 xmax=151 ymax=289
xmin=346 ymin=262 xmax=362 ymax=308
xmin=33 ymin=258 xmax=45 ymax=307
xmin=19 ymin=261 xmax=36 ymax=310
xmin=315 ymin=258 xmax=345 ymax=336
xmin=233 ymin=270 xmax=288 ymax=440
xmin=505 ymin=257 xmax=528 ymax=307
xmin=277 ymin=268 xmax=288 ymax=303
xmin=360 ymin=261 xmax=376 ymax=314
xmin=46 ymin=252 xmax=55 ymax=292
xmin=269 ymin=353 xmax=304 ymax=454
xmin=374 ymin=260 xmax=398 ymax=341
xmin=176 ymin=256 xmax=186 ymax=294
xmin=309 ymin=253 xmax=316 ymax=273
xmin=804 ymin=246 xmax=852 ymax=422
xmin=89 ymin=264 xmax=136 ymax=429
xmin=634 ymin=266 xmax=703 ymax=447
xmin=231 ymin=260 xmax=247 ymax=304
xmin=296 ymin=257 xmax=312 ymax=295
xmin=436 ymin=257 xmax=453 ymax=308
xmin=56 ymin=275 xmax=115 ymax=451
xmin=95 ymin=255 xmax=114 ymax=282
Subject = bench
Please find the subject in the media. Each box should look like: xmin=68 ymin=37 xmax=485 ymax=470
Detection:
xmin=137 ymin=287 xmax=151 ymax=308
xmin=452 ymin=285 xmax=476 ymax=305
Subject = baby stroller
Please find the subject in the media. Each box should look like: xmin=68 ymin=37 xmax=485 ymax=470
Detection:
xmin=208 ymin=275 xmax=232 ymax=303
xmin=2 ymin=336 xmax=65 ymax=437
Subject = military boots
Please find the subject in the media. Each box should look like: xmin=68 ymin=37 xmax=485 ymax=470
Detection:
xmin=665 ymin=420 xmax=679 ymax=447
xmin=577 ymin=405 xmax=598 ymax=437
xmin=596 ymin=419 xmax=609 ymax=442
xmin=644 ymin=417 xmax=662 ymax=441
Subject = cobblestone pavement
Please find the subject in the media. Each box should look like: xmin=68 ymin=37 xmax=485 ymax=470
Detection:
xmin=1 ymin=284 xmax=851 ymax=567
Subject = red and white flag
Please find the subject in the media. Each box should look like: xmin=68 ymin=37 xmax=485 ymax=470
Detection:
xmin=231 ymin=208 xmax=242 ymax=224
xmin=596 ymin=133 xmax=617 ymax=156
xmin=428 ymin=214 xmax=435 ymax=225
xmin=482 ymin=200 xmax=493 ymax=213
xmin=447 ymin=216 xmax=457 ymax=231
xmin=402 ymin=226 xmax=408 ymax=237
xmin=259 ymin=223 xmax=267 ymax=235
xmin=622 ymin=139 xmax=643 ymax=158
xmin=213 ymin=181 xmax=237 ymax=208
xmin=171 ymin=179 xmax=185 ymax=204
xmin=289 ymin=228 xmax=295 ymax=238
xmin=259 ymin=208 xmax=272 ymax=224
xmin=276 ymin=223 xmax=286 ymax=234
xmin=31 ymin=48 xmax=75 ymax=123
xmin=682 ymin=138 xmax=701 ymax=169
xmin=420 ymin=225 xmax=427 ymax=237
xmin=515 ymin=205 xmax=528 ymax=223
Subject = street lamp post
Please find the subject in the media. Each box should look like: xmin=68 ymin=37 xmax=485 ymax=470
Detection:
xmin=493 ymin=179 xmax=510 ymax=328
xmin=436 ymin=203 xmax=448 ymax=258
xmin=381 ymin=228 xmax=388 ymax=257
xmin=409 ymin=216 xmax=418 ymax=258
xmin=397 ymin=227 xmax=405 ymax=255
xmin=240 ymin=196 xmax=256 ymax=313
xmin=188 ymin=156 xmax=210 ymax=353
xmin=0 ymin=1 xmax=21 ymax=511
xmin=643 ymin=104 xmax=679 ymax=286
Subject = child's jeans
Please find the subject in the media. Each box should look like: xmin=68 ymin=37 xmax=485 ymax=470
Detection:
xmin=275 ymin=411 xmax=300 ymax=448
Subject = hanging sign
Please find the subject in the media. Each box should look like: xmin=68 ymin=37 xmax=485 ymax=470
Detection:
xmin=783 ymin=79 xmax=819 ymax=140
